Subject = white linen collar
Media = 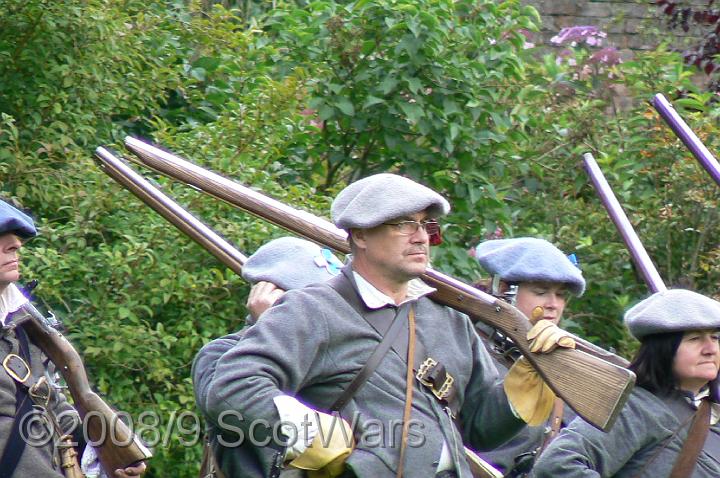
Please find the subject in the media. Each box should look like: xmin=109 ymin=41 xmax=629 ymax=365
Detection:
xmin=352 ymin=271 xmax=435 ymax=309
xmin=0 ymin=283 xmax=29 ymax=326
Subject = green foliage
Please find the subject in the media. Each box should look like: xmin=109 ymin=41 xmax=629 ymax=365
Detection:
xmin=1 ymin=1 xmax=331 ymax=475
xmin=491 ymin=40 xmax=720 ymax=356
xmin=258 ymin=0 xmax=542 ymax=278
xmin=0 ymin=1 xmax=233 ymax=474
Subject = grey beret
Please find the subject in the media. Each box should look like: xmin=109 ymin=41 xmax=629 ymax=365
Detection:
xmin=474 ymin=237 xmax=586 ymax=296
xmin=624 ymin=289 xmax=720 ymax=340
xmin=242 ymin=237 xmax=343 ymax=291
xmin=0 ymin=199 xmax=36 ymax=238
xmin=331 ymin=173 xmax=450 ymax=230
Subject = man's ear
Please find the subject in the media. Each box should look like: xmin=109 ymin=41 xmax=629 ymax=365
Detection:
xmin=349 ymin=228 xmax=367 ymax=250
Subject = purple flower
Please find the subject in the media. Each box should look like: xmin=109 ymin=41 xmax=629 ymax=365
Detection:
xmin=588 ymin=47 xmax=622 ymax=66
xmin=555 ymin=48 xmax=574 ymax=65
xmin=550 ymin=26 xmax=606 ymax=47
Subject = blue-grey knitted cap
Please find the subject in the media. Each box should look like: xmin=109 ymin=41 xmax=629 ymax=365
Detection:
xmin=242 ymin=237 xmax=343 ymax=291
xmin=0 ymin=199 xmax=36 ymax=238
xmin=474 ymin=237 xmax=586 ymax=296
xmin=331 ymin=173 xmax=450 ymax=230
xmin=624 ymin=289 xmax=720 ymax=340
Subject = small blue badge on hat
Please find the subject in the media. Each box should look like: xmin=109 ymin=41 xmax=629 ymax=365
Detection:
xmin=567 ymin=253 xmax=580 ymax=270
xmin=314 ymin=248 xmax=343 ymax=275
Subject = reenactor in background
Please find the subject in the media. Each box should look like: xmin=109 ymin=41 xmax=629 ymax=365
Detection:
xmin=471 ymin=237 xmax=585 ymax=477
xmin=0 ymin=198 xmax=145 ymax=478
xmin=200 ymin=174 xmax=575 ymax=478
xmin=193 ymin=236 xmax=343 ymax=477
xmin=534 ymin=289 xmax=720 ymax=477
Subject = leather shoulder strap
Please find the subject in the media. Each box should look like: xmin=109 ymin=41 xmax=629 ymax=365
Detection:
xmin=326 ymin=270 xmax=364 ymax=316
xmin=669 ymin=399 xmax=711 ymax=478
xmin=330 ymin=303 xmax=411 ymax=412
xmin=0 ymin=326 xmax=33 ymax=476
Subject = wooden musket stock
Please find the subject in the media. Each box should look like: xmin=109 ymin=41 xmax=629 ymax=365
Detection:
xmin=13 ymin=302 xmax=152 ymax=473
xmin=118 ymin=137 xmax=635 ymax=431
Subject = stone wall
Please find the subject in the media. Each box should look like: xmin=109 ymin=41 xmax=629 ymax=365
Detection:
xmin=523 ymin=1 xmax=706 ymax=51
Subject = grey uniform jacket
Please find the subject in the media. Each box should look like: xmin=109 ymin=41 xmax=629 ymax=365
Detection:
xmin=193 ymin=322 xmax=303 ymax=478
xmin=1 ymin=321 xmax=79 ymax=478
xmin=532 ymin=386 xmax=720 ymax=477
xmin=201 ymin=269 xmax=524 ymax=477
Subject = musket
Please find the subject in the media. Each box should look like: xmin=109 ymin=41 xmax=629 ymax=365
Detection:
xmin=95 ymin=148 xmax=507 ymax=478
xmin=583 ymin=152 xmax=720 ymax=399
xmin=652 ymin=93 xmax=720 ymax=188
xmin=11 ymin=302 xmax=152 ymax=473
xmin=583 ymin=152 xmax=667 ymax=294
xmin=114 ymin=137 xmax=635 ymax=431
xmin=95 ymin=147 xmax=247 ymax=275
xmin=97 ymin=147 xmax=508 ymax=363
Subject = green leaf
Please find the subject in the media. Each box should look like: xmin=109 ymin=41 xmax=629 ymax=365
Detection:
xmin=363 ymin=95 xmax=385 ymax=109
xmin=190 ymin=67 xmax=206 ymax=81
xmin=192 ymin=56 xmax=221 ymax=72
xmin=334 ymin=97 xmax=355 ymax=116
xmin=443 ymin=98 xmax=460 ymax=116
xmin=406 ymin=76 xmax=422 ymax=94
xmin=449 ymin=123 xmax=460 ymax=140
xmin=380 ymin=76 xmax=398 ymax=95
xmin=399 ymin=101 xmax=423 ymax=123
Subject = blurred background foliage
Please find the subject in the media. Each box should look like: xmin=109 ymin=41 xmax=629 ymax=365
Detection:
xmin=1 ymin=0 xmax=719 ymax=475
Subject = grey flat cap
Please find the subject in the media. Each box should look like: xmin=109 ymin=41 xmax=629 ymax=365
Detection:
xmin=625 ymin=289 xmax=720 ymax=339
xmin=0 ymin=199 xmax=36 ymax=238
xmin=474 ymin=237 xmax=585 ymax=296
xmin=242 ymin=237 xmax=343 ymax=291
xmin=331 ymin=173 xmax=450 ymax=230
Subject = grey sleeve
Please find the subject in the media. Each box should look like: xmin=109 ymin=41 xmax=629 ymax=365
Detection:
xmin=461 ymin=323 xmax=526 ymax=450
xmin=204 ymin=291 xmax=330 ymax=441
xmin=532 ymin=391 xmax=654 ymax=477
xmin=192 ymin=330 xmax=246 ymax=414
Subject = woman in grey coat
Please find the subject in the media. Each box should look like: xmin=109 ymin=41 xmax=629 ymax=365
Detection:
xmin=471 ymin=237 xmax=586 ymax=476
xmin=532 ymin=288 xmax=720 ymax=477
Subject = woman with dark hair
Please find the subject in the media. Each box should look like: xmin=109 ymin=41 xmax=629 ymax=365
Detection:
xmin=532 ymin=289 xmax=720 ymax=477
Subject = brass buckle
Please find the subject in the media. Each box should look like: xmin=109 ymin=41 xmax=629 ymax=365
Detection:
xmin=3 ymin=353 xmax=31 ymax=384
xmin=415 ymin=357 xmax=455 ymax=402
xmin=29 ymin=376 xmax=51 ymax=407
xmin=416 ymin=357 xmax=438 ymax=386
xmin=433 ymin=374 xmax=454 ymax=402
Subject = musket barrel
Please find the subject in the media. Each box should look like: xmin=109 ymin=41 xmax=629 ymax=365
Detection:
xmin=111 ymin=142 xmax=630 ymax=370
xmin=583 ymin=153 xmax=667 ymax=293
xmin=123 ymin=137 xmax=351 ymax=253
xmin=95 ymin=147 xmax=247 ymax=275
xmin=652 ymin=93 xmax=720 ymax=188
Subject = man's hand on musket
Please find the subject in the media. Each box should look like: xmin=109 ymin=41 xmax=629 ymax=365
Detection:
xmin=114 ymin=461 xmax=147 ymax=477
xmin=247 ymin=280 xmax=285 ymax=320
xmin=504 ymin=320 xmax=576 ymax=425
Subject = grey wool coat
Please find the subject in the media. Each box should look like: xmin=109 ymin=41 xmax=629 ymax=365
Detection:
xmin=202 ymin=270 xmax=525 ymax=478
xmin=1 ymin=321 xmax=79 ymax=478
xmin=532 ymin=386 xmax=720 ymax=477
xmin=193 ymin=323 xmax=303 ymax=478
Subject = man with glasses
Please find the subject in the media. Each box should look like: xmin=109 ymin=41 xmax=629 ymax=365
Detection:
xmin=204 ymin=173 xmax=572 ymax=478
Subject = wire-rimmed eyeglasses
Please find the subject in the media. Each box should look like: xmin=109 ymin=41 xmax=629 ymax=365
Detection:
xmin=383 ymin=219 xmax=440 ymax=236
